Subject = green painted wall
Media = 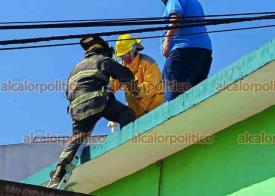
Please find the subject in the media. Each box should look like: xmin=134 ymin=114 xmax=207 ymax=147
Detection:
xmin=92 ymin=163 xmax=161 ymax=196
xmin=91 ymin=105 xmax=275 ymax=196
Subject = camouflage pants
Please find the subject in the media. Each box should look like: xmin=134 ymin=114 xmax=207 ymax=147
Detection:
xmin=57 ymin=129 xmax=89 ymax=167
xmin=57 ymin=94 xmax=136 ymax=169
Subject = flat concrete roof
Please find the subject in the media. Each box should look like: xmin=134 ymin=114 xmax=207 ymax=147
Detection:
xmin=0 ymin=180 xmax=91 ymax=196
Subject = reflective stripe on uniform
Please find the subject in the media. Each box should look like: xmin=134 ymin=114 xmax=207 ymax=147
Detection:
xmin=71 ymin=90 xmax=106 ymax=109
xmin=69 ymin=69 xmax=108 ymax=86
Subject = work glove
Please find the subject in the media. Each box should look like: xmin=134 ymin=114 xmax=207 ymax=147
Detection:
xmin=107 ymin=121 xmax=117 ymax=133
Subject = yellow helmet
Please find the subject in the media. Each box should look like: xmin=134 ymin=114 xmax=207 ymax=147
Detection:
xmin=115 ymin=34 xmax=144 ymax=57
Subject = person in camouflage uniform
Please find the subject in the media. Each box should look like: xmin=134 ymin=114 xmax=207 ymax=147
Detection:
xmin=49 ymin=36 xmax=137 ymax=188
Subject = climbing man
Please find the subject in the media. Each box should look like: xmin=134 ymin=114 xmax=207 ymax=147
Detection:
xmin=108 ymin=34 xmax=164 ymax=132
xmin=48 ymin=35 xmax=137 ymax=188
xmin=161 ymin=0 xmax=213 ymax=101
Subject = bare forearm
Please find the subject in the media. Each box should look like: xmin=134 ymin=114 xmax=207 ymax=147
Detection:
xmin=166 ymin=13 xmax=182 ymax=39
xmin=163 ymin=13 xmax=182 ymax=57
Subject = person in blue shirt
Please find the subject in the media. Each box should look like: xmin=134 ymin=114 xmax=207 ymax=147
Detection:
xmin=161 ymin=0 xmax=213 ymax=102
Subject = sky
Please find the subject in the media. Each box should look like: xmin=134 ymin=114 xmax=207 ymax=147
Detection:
xmin=0 ymin=0 xmax=274 ymax=145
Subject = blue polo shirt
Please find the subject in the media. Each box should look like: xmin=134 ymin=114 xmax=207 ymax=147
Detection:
xmin=160 ymin=0 xmax=212 ymax=52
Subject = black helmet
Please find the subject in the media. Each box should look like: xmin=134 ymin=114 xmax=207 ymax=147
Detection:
xmin=80 ymin=36 xmax=114 ymax=58
xmin=161 ymin=0 xmax=168 ymax=5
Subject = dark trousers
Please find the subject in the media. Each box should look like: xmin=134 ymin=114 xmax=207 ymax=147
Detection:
xmin=57 ymin=94 xmax=136 ymax=170
xmin=162 ymin=48 xmax=212 ymax=102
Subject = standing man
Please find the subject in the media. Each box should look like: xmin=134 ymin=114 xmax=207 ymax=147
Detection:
xmin=48 ymin=36 xmax=136 ymax=188
xmin=161 ymin=0 xmax=213 ymax=101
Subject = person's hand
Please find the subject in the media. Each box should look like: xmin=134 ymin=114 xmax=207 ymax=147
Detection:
xmin=162 ymin=37 xmax=171 ymax=57
xmin=107 ymin=121 xmax=117 ymax=133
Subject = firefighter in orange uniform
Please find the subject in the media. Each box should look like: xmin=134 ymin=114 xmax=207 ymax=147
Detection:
xmin=108 ymin=34 xmax=164 ymax=131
